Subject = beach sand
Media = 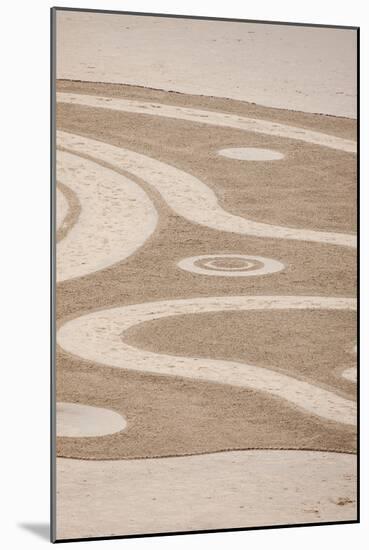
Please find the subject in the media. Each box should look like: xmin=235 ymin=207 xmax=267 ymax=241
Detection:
xmin=56 ymin=12 xmax=357 ymax=118
xmin=55 ymin=78 xmax=357 ymax=539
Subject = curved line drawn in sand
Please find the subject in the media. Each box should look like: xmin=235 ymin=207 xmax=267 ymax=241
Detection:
xmin=57 ymin=449 xmax=356 ymax=538
xmin=56 ymin=186 xmax=69 ymax=232
xmin=177 ymin=254 xmax=285 ymax=277
xmin=57 ymin=402 xmax=127 ymax=437
xmin=57 ymin=295 xmax=356 ymax=425
xmin=342 ymin=344 xmax=357 ymax=382
xmin=57 ymin=131 xmax=356 ymax=248
xmin=342 ymin=369 xmax=356 ymax=382
xmin=56 ymin=181 xmax=82 ymax=243
xmin=218 ymin=147 xmax=285 ymax=161
xmin=57 ymin=92 xmax=357 ymax=154
xmin=56 ymin=150 xmax=158 ymax=281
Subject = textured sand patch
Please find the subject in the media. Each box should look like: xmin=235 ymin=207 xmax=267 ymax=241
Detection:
xmin=56 ymin=349 xmax=355 ymax=460
xmin=56 ymin=150 xmax=158 ymax=281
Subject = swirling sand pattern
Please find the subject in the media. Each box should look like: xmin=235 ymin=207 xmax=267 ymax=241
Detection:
xmin=58 ymin=130 xmax=356 ymax=248
xmin=57 ymin=92 xmax=357 ymax=153
xmin=57 ymin=295 xmax=356 ymax=425
xmin=56 ymin=150 xmax=158 ymax=281
xmin=55 ymin=86 xmax=357 ymax=537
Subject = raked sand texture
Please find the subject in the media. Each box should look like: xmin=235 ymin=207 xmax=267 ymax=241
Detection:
xmin=55 ymin=79 xmax=357 ymax=539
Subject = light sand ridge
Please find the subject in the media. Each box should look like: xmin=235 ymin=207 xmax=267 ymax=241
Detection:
xmin=56 ymin=187 xmax=69 ymax=232
xmin=57 ymin=295 xmax=356 ymax=425
xmin=57 ymin=131 xmax=356 ymax=248
xmin=342 ymin=344 xmax=357 ymax=382
xmin=218 ymin=147 xmax=285 ymax=160
xmin=56 ymin=150 xmax=158 ymax=281
xmin=57 ymin=93 xmax=357 ymax=153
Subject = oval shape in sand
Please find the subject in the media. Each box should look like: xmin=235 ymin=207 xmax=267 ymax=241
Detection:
xmin=57 ymin=402 xmax=127 ymax=437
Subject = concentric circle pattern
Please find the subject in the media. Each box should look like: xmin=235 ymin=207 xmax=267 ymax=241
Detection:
xmin=177 ymin=254 xmax=285 ymax=277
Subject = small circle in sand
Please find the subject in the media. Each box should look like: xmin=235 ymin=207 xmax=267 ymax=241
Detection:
xmin=57 ymin=402 xmax=126 ymax=437
xmin=218 ymin=147 xmax=284 ymax=161
xmin=177 ymin=254 xmax=285 ymax=277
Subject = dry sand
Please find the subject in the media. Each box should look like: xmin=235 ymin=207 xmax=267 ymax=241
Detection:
xmin=57 ymin=83 xmax=357 ymax=235
xmin=55 ymin=80 xmax=357 ymax=539
xmin=56 ymin=11 xmax=357 ymax=117
xmin=56 ymin=451 xmax=356 ymax=539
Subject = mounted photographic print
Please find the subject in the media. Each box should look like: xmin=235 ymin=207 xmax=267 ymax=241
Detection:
xmin=51 ymin=7 xmax=358 ymax=542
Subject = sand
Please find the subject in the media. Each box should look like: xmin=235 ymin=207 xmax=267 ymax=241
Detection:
xmin=56 ymin=451 xmax=356 ymax=539
xmin=56 ymin=150 xmax=157 ymax=281
xmin=57 ymin=130 xmax=355 ymax=248
xmin=56 ymin=402 xmax=126 ymax=437
xmin=55 ymin=11 xmax=357 ymax=117
xmin=57 ymin=296 xmax=356 ymax=426
xmin=218 ymin=148 xmax=285 ymax=160
xmin=55 ymin=80 xmax=357 ymax=539
xmin=176 ymin=254 xmax=285 ymax=276
xmin=57 ymin=92 xmax=356 ymax=152
xmin=56 ymin=83 xmax=357 ymax=235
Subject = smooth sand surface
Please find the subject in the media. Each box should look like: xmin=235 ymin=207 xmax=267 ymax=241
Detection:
xmin=57 ymin=402 xmax=126 ymax=437
xmin=56 ymin=12 xmax=357 ymax=117
xmin=56 ymin=450 xmax=356 ymax=539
